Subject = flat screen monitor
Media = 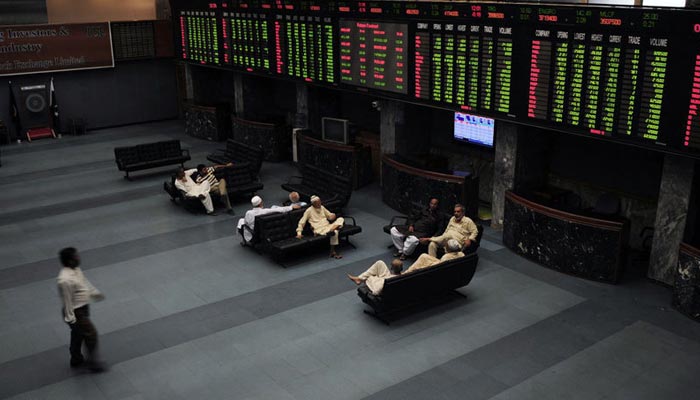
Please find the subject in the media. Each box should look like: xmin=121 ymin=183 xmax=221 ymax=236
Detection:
xmin=322 ymin=117 xmax=350 ymax=144
xmin=454 ymin=112 xmax=495 ymax=148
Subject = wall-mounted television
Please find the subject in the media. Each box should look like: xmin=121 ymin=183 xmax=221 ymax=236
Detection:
xmin=322 ymin=117 xmax=350 ymax=144
xmin=454 ymin=112 xmax=495 ymax=148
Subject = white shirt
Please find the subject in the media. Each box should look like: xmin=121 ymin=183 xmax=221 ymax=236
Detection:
xmin=174 ymin=169 xmax=198 ymax=194
xmin=238 ymin=205 xmax=295 ymax=242
xmin=57 ymin=267 xmax=104 ymax=324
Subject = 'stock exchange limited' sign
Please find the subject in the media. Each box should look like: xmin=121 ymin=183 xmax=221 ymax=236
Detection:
xmin=0 ymin=22 xmax=114 ymax=76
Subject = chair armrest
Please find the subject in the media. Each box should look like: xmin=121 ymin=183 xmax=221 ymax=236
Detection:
xmin=389 ymin=215 xmax=409 ymax=226
xmin=342 ymin=216 xmax=357 ymax=226
xmin=241 ymin=224 xmax=255 ymax=243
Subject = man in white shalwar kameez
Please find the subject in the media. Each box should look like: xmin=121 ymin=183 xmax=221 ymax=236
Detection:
xmin=237 ymin=196 xmax=300 ymax=242
xmin=175 ymin=168 xmax=216 ymax=215
xmin=347 ymin=259 xmax=404 ymax=295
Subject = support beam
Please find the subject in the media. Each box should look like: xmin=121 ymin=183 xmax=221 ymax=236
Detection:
xmin=295 ymin=83 xmax=309 ymax=129
xmin=648 ymin=154 xmax=695 ymax=284
xmin=233 ymin=73 xmax=245 ymax=117
xmin=183 ymin=63 xmax=194 ymax=101
xmin=379 ymin=100 xmax=404 ymax=155
xmin=491 ymin=122 xmax=518 ymax=229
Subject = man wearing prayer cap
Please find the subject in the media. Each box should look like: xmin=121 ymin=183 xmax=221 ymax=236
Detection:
xmin=296 ymin=195 xmax=345 ymax=259
xmin=237 ymin=195 xmax=300 ymax=243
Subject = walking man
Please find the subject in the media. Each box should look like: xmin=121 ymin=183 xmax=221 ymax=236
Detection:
xmin=57 ymin=247 xmax=106 ymax=372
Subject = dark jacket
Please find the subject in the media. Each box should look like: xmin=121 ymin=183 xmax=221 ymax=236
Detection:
xmin=395 ymin=208 xmax=445 ymax=238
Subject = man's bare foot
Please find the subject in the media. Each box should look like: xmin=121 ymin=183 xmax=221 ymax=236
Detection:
xmin=347 ymin=274 xmax=362 ymax=285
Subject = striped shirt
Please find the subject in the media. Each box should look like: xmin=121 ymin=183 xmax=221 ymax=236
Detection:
xmin=195 ymin=167 xmax=218 ymax=186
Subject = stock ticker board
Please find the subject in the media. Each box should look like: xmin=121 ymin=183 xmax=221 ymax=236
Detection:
xmin=172 ymin=0 xmax=700 ymax=158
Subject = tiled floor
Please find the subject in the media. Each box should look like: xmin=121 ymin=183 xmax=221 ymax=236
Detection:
xmin=1 ymin=120 xmax=699 ymax=399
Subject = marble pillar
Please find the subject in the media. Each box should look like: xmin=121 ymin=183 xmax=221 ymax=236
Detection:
xmin=648 ymin=155 xmax=695 ymax=285
xmin=233 ymin=73 xmax=245 ymax=117
xmin=295 ymin=83 xmax=309 ymax=129
xmin=379 ymin=100 xmax=404 ymax=155
xmin=491 ymin=122 xmax=518 ymax=229
xmin=183 ymin=63 xmax=194 ymax=101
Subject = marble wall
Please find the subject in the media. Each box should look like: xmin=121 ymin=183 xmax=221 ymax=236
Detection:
xmin=381 ymin=156 xmax=479 ymax=219
xmin=232 ymin=118 xmax=290 ymax=161
xmin=673 ymin=244 xmax=700 ymax=321
xmin=184 ymin=104 xmax=229 ymax=142
xmin=503 ymin=193 xmax=628 ymax=283
xmin=297 ymin=136 xmax=373 ymax=189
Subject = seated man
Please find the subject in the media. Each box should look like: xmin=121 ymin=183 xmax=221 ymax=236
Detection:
xmin=174 ymin=168 xmax=216 ymax=215
xmin=347 ymin=259 xmax=403 ymax=296
xmin=195 ymin=163 xmax=234 ymax=215
xmin=288 ymin=191 xmax=307 ymax=207
xmin=390 ymin=197 xmax=444 ymax=260
xmin=237 ymin=196 xmax=300 ymax=243
xmin=420 ymin=203 xmax=478 ymax=257
xmin=296 ymin=195 xmax=345 ymax=259
xmin=404 ymin=239 xmax=464 ymax=274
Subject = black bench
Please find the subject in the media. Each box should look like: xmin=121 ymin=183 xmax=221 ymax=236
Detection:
xmin=163 ymin=164 xmax=263 ymax=213
xmin=244 ymin=207 xmax=361 ymax=263
xmin=207 ymin=139 xmax=264 ymax=177
xmin=357 ymin=253 xmax=479 ymax=324
xmin=281 ymin=164 xmax=353 ymax=209
xmin=115 ymin=140 xmax=190 ymax=180
xmin=382 ymin=214 xmax=484 ymax=257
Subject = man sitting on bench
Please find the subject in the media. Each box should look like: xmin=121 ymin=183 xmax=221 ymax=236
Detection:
xmin=347 ymin=239 xmax=464 ymax=295
xmin=296 ymin=195 xmax=345 ymax=259
xmin=420 ymin=204 xmax=478 ymax=257
xmin=238 ymin=196 xmax=300 ymax=243
xmin=195 ymin=163 xmax=234 ymax=215
xmin=404 ymin=239 xmax=464 ymax=273
xmin=390 ymin=197 xmax=444 ymax=260
xmin=174 ymin=168 xmax=216 ymax=216
xmin=347 ymin=259 xmax=404 ymax=295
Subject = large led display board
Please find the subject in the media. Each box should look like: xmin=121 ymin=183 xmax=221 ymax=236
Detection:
xmin=171 ymin=0 xmax=700 ymax=159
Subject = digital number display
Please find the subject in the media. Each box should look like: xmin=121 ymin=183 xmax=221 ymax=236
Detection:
xmin=180 ymin=10 xmax=221 ymax=65
xmin=339 ymin=20 xmax=407 ymax=93
xmin=684 ymin=55 xmax=700 ymax=150
xmin=414 ymin=14 xmax=513 ymax=114
xmin=224 ymin=12 xmax=271 ymax=71
xmin=171 ymin=0 xmax=700 ymax=158
xmin=274 ymin=15 xmax=335 ymax=83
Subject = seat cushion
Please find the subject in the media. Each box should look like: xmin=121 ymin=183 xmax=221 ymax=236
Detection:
xmin=338 ymin=225 xmax=362 ymax=237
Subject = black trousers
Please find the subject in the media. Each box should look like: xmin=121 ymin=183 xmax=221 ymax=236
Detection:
xmin=68 ymin=305 xmax=98 ymax=365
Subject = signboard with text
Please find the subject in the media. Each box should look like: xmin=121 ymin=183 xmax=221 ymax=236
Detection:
xmin=0 ymin=22 xmax=114 ymax=76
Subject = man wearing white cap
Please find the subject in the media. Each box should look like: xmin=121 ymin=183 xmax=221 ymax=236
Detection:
xmin=296 ymin=195 xmax=345 ymax=259
xmin=238 ymin=195 xmax=300 ymax=243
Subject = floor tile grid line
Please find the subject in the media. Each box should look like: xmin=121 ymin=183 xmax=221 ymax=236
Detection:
xmin=0 ymin=219 xmax=238 ymax=289
xmin=360 ymin=300 xmax=639 ymax=400
xmin=0 ymin=185 xmax=163 ymax=226
xmin=0 ymin=120 xmax=183 ymax=156
xmin=0 ymin=255 xmax=381 ymax=399
xmin=477 ymin=247 xmax=700 ymax=347
xmin=0 ymin=144 xmax=219 ymax=184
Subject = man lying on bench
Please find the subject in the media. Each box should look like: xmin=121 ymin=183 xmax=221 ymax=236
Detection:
xmin=347 ymin=239 xmax=464 ymax=295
